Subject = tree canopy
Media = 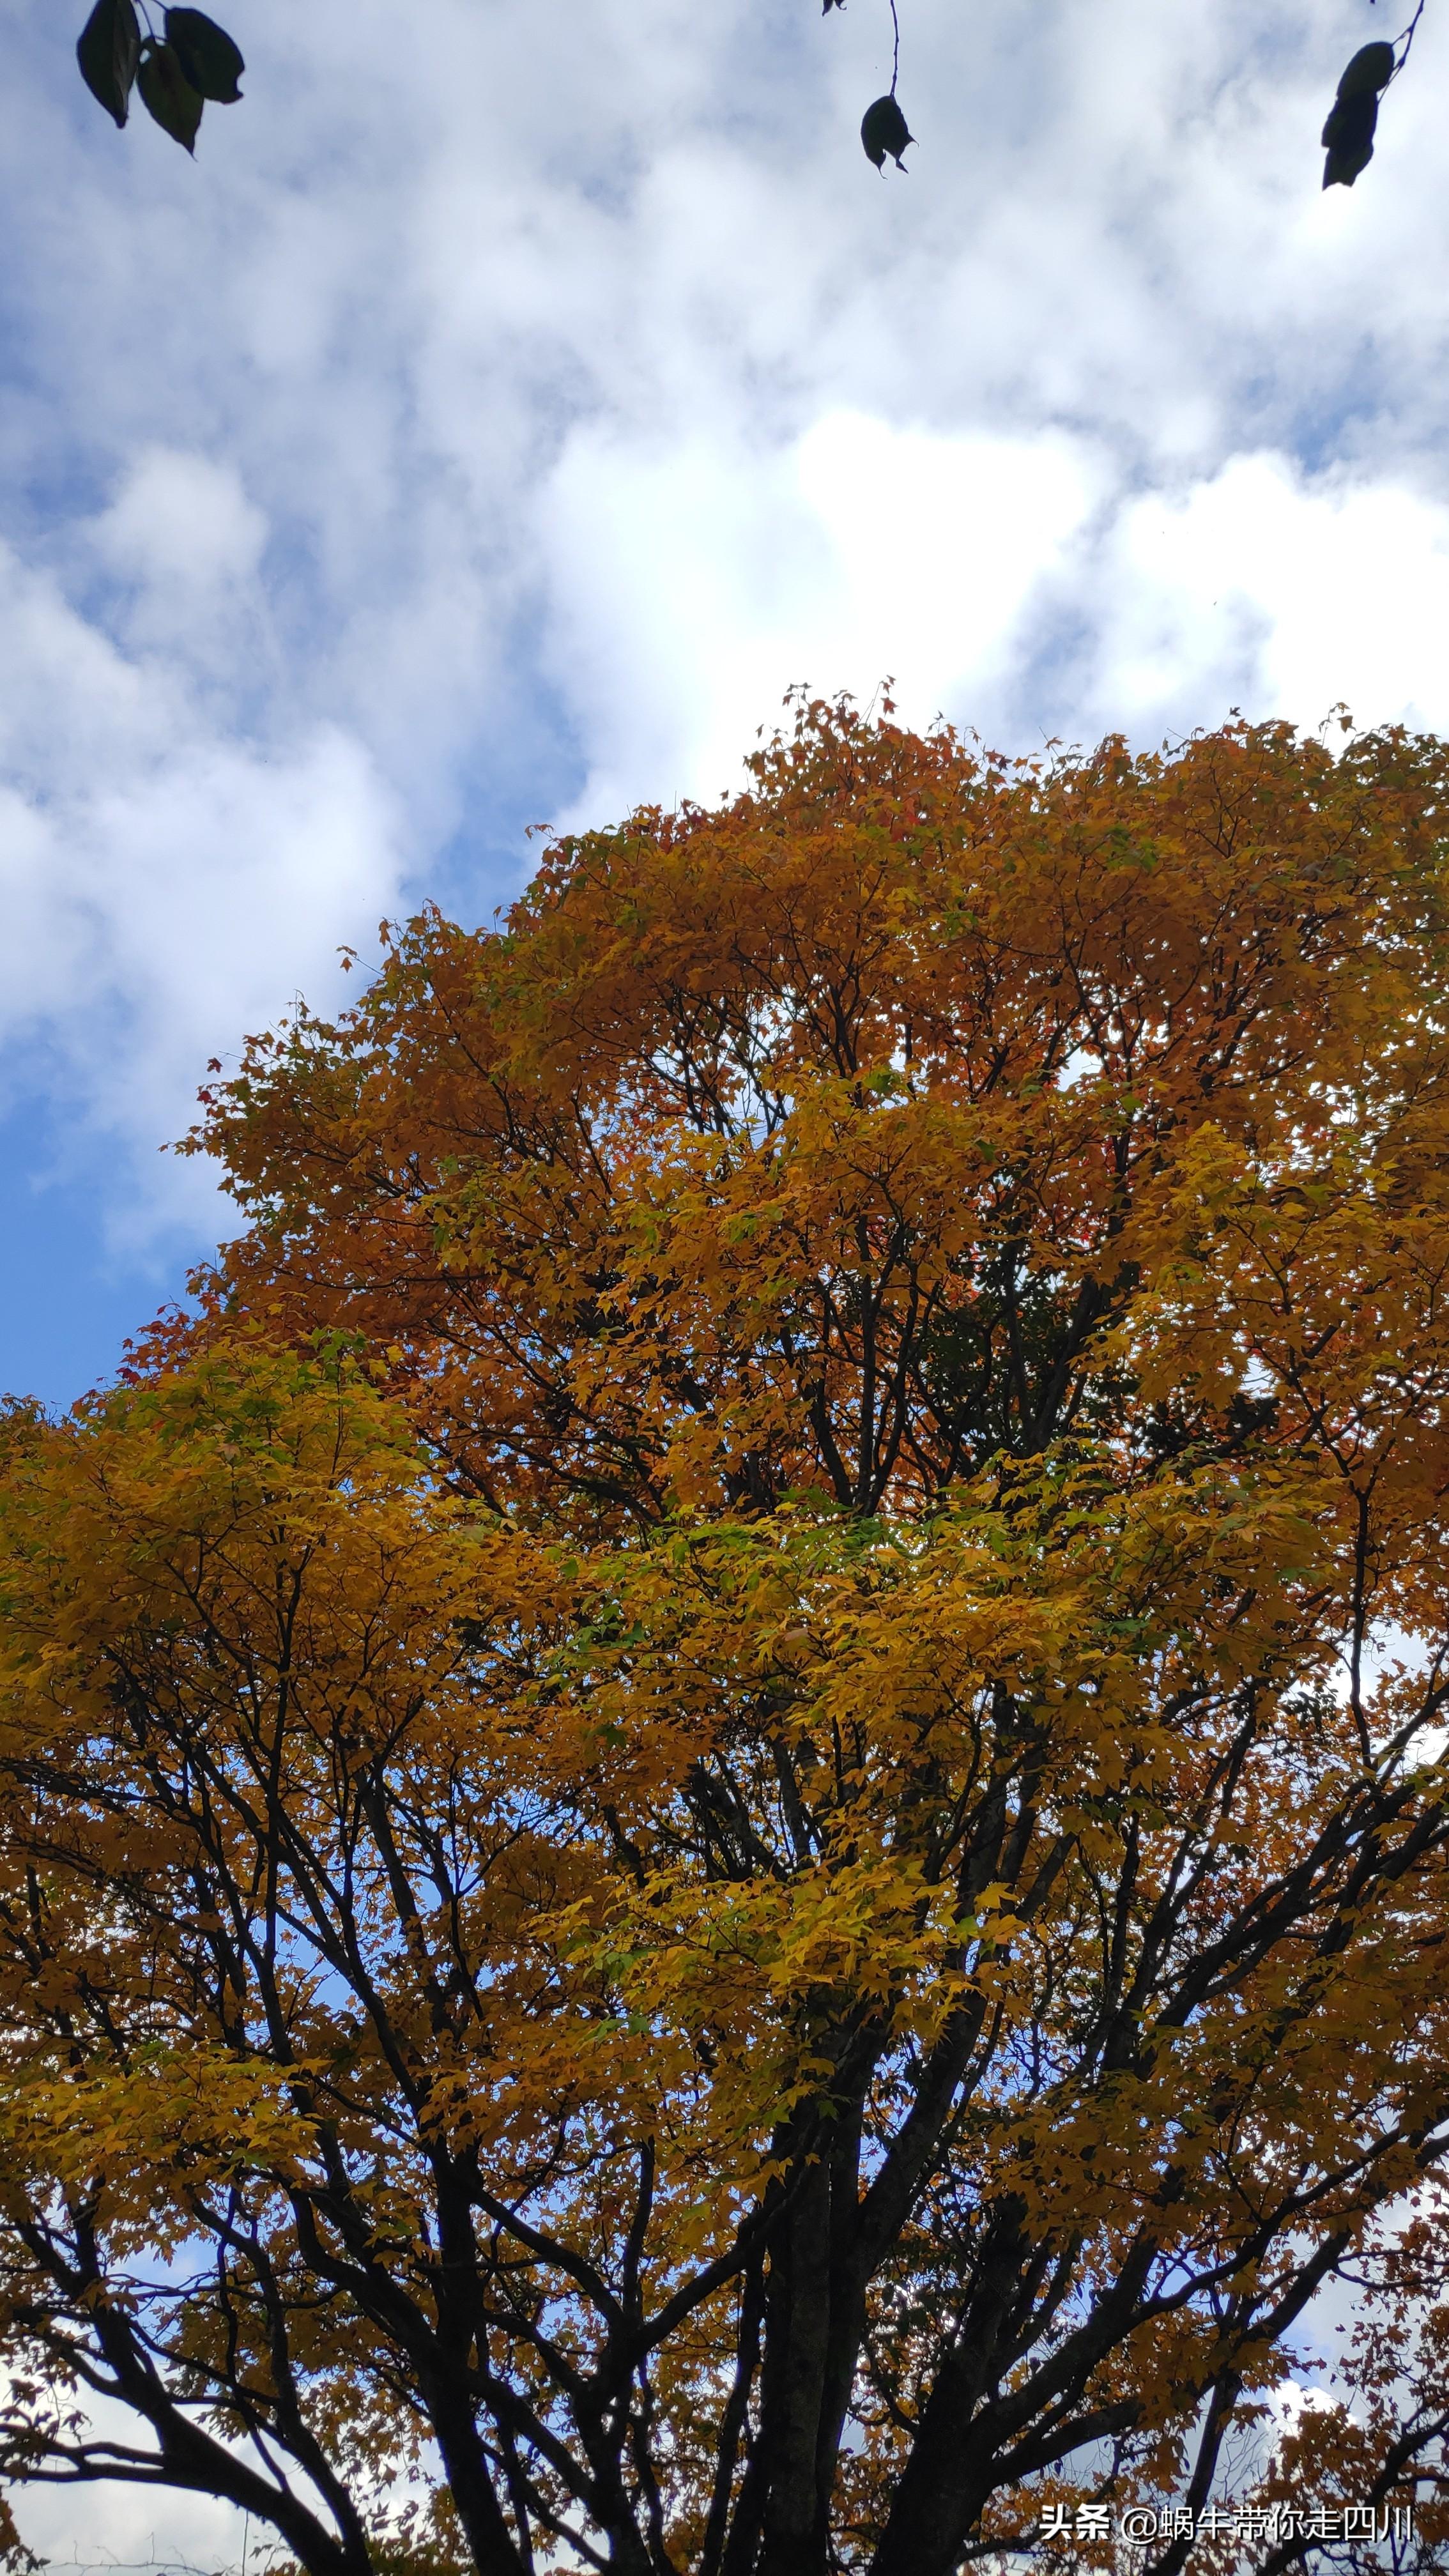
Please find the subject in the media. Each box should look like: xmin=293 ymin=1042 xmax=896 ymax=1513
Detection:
xmin=2 ymin=701 xmax=1449 ymax=2576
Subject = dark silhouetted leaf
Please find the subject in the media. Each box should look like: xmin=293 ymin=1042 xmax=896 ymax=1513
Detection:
xmin=822 ymin=0 xmax=845 ymax=12
xmin=861 ymin=93 xmax=912 ymax=170
xmin=164 ymin=8 xmax=243 ymax=102
xmin=76 ymin=0 xmax=141 ymax=128
xmin=1336 ymin=41 xmax=1395 ymax=99
xmin=137 ymin=37 xmax=203 ymax=151
xmin=1322 ymin=88 xmax=1378 ymax=188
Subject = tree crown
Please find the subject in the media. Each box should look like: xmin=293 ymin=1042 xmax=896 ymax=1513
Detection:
xmin=3 ymin=702 xmax=1449 ymax=2576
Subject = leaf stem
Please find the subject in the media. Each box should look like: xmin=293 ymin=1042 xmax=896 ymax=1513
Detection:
xmin=1390 ymin=0 xmax=1427 ymax=79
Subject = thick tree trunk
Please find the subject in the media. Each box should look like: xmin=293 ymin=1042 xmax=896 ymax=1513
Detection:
xmin=757 ymin=2156 xmax=833 ymax=2576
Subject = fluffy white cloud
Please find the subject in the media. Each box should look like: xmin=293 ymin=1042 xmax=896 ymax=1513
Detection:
xmin=537 ymin=412 xmax=1106 ymax=821
xmin=95 ymin=447 xmax=266 ymax=593
xmin=0 ymin=531 xmax=401 ymax=1245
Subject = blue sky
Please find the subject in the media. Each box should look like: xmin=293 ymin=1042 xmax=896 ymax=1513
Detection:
xmin=4 ymin=0 xmax=1448 ymax=2547
xmin=6 ymin=0 xmax=1449 ymax=1416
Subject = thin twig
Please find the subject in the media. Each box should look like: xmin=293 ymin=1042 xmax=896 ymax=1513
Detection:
xmin=1388 ymin=0 xmax=1427 ymax=80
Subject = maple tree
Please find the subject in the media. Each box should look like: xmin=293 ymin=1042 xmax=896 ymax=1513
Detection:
xmin=3 ymin=701 xmax=1449 ymax=2576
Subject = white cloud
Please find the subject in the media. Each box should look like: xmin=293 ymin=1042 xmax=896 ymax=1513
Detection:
xmin=0 ymin=533 xmax=401 ymax=1241
xmin=94 ymin=448 xmax=268 ymax=593
xmin=1084 ymin=454 xmax=1449 ymax=737
xmin=537 ymin=411 xmax=1105 ymax=820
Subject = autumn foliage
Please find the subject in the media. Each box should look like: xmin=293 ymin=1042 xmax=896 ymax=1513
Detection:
xmin=3 ymin=700 xmax=1449 ymax=2576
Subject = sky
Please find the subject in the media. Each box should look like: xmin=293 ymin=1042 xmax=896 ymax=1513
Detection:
xmin=2 ymin=0 xmax=1448 ymax=2538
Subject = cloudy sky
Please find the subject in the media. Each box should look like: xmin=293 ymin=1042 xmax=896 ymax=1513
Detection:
xmin=4 ymin=0 xmax=1449 ymax=1416
xmin=4 ymin=0 xmax=1448 ymax=2549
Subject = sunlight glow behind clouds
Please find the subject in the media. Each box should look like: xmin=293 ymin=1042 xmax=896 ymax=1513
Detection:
xmin=539 ymin=415 xmax=1105 ymax=824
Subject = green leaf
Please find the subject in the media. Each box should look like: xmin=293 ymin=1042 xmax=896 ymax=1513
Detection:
xmin=136 ymin=38 xmax=203 ymax=151
xmin=164 ymin=8 xmax=244 ymax=103
xmin=76 ymin=0 xmax=141 ymax=128
xmin=861 ymin=93 xmax=913 ymax=172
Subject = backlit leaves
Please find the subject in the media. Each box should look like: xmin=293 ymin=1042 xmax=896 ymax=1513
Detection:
xmin=136 ymin=38 xmax=202 ymax=153
xmin=75 ymin=0 xmax=139 ymax=128
xmin=74 ymin=0 xmax=241 ymax=150
xmin=861 ymin=92 xmax=914 ymax=170
xmin=1322 ymin=38 xmax=1398 ymax=188
xmin=164 ymin=5 xmax=243 ymax=100
xmin=70 ymin=0 xmax=1430 ymax=197
xmin=1322 ymin=89 xmax=1380 ymax=188
xmin=1337 ymin=35 xmax=1397 ymax=93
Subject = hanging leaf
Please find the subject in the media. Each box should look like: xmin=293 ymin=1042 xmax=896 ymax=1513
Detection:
xmin=821 ymin=0 xmax=845 ymax=12
xmin=164 ymin=8 xmax=244 ymax=103
xmin=1321 ymin=41 xmax=1395 ymax=188
xmin=137 ymin=36 xmax=204 ymax=151
xmin=1322 ymin=89 xmax=1379 ymax=188
xmin=76 ymin=0 xmax=141 ymax=128
xmin=861 ymin=93 xmax=912 ymax=170
xmin=1335 ymin=41 xmax=1396 ymax=100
